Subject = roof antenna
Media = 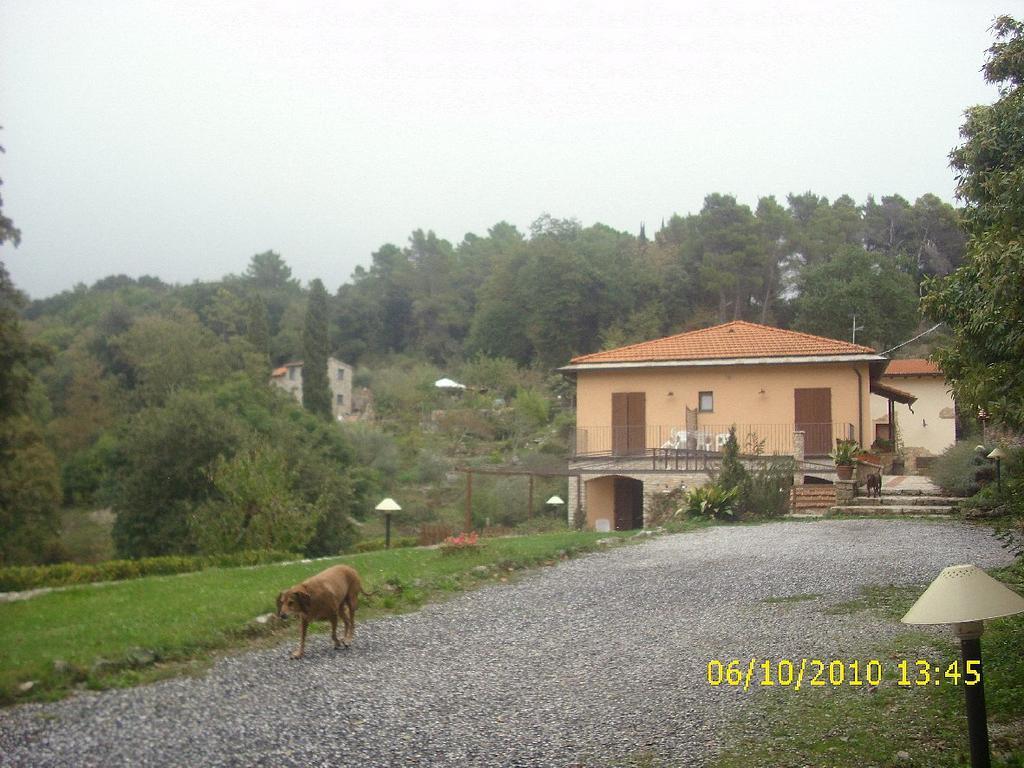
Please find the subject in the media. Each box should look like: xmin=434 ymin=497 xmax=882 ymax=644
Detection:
xmin=851 ymin=314 xmax=865 ymax=344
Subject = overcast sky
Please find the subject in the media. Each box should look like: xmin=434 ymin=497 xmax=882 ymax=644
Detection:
xmin=0 ymin=1 xmax=1010 ymax=300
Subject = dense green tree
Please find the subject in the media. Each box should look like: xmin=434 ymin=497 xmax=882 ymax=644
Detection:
xmin=405 ymin=230 xmax=470 ymax=362
xmin=923 ymin=16 xmax=1024 ymax=430
xmin=466 ymin=240 xmax=532 ymax=363
xmin=754 ymin=196 xmax=793 ymax=324
xmin=301 ymin=278 xmax=332 ymax=419
xmin=788 ymin=193 xmax=862 ymax=264
xmin=245 ymin=293 xmax=270 ymax=360
xmin=112 ymin=310 xmax=231 ymax=407
xmin=110 ymin=389 xmax=242 ymax=557
xmin=911 ymin=193 xmax=966 ymax=279
xmin=693 ymin=195 xmax=762 ymax=322
xmin=189 ymin=440 xmax=314 ymax=554
xmin=0 ymin=415 xmax=63 ymax=564
xmin=862 ymin=194 xmax=915 ymax=256
xmin=792 ymin=247 xmax=919 ymax=350
xmin=0 ymin=153 xmax=62 ymax=564
xmin=243 ymin=251 xmax=300 ymax=291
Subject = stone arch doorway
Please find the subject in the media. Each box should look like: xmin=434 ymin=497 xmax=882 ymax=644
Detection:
xmin=582 ymin=475 xmax=645 ymax=531
xmin=613 ymin=476 xmax=644 ymax=531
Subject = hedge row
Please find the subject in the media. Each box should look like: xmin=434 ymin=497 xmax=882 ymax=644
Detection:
xmin=0 ymin=550 xmax=299 ymax=593
xmin=350 ymin=536 xmax=419 ymax=553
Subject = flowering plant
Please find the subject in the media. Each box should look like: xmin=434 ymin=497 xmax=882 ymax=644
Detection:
xmin=440 ymin=531 xmax=481 ymax=555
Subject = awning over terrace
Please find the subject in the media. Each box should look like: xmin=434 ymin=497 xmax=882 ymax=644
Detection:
xmin=870 ymin=380 xmax=917 ymax=406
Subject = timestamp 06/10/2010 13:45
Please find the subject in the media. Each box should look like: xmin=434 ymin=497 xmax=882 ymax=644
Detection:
xmin=707 ymin=658 xmax=982 ymax=692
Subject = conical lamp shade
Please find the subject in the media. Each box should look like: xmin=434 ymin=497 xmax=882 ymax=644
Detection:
xmin=375 ymin=498 xmax=402 ymax=512
xmin=901 ymin=564 xmax=1024 ymax=625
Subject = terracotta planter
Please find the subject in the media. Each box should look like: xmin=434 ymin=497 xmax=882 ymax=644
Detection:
xmin=836 ymin=464 xmax=854 ymax=480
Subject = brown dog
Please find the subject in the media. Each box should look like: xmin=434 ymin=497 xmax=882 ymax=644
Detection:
xmin=276 ymin=564 xmax=367 ymax=659
xmin=866 ymin=472 xmax=882 ymax=498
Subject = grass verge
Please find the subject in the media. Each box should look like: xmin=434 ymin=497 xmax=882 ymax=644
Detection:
xmin=0 ymin=531 xmax=633 ymax=706
xmin=713 ymin=558 xmax=1024 ymax=768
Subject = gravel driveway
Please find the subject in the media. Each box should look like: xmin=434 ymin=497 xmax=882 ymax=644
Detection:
xmin=0 ymin=520 xmax=1013 ymax=767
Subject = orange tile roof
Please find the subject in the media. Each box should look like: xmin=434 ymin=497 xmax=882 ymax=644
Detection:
xmin=270 ymin=366 xmax=288 ymax=378
xmin=883 ymin=359 xmax=942 ymax=376
xmin=569 ymin=321 xmax=877 ymax=365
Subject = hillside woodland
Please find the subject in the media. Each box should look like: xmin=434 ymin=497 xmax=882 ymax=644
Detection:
xmin=0 ymin=189 xmax=971 ymax=566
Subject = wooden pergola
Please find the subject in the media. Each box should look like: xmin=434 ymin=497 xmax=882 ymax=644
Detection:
xmin=458 ymin=466 xmax=576 ymax=531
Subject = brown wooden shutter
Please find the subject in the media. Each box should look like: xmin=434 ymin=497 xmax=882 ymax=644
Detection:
xmin=794 ymin=388 xmax=832 ymax=454
xmin=612 ymin=392 xmax=646 ymax=456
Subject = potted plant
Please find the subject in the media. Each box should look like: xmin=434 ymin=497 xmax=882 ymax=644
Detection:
xmin=831 ymin=440 xmax=860 ymax=480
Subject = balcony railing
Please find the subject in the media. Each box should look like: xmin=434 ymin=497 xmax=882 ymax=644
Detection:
xmin=571 ymin=423 xmax=855 ymax=459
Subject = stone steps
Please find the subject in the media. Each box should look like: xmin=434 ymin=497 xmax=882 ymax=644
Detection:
xmin=843 ymin=495 xmax=962 ymax=507
xmin=829 ymin=504 xmax=957 ymax=517
xmin=790 ymin=486 xmax=836 ymax=515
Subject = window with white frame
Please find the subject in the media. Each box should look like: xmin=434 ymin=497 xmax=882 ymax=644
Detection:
xmin=698 ymin=391 xmax=714 ymax=412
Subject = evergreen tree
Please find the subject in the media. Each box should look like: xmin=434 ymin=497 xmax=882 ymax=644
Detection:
xmin=246 ymin=294 xmax=270 ymax=361
xmin=302 ymin=279 xmax=332 ymax=419
xmin=923 ymin=16 xmax=1024 ymax=430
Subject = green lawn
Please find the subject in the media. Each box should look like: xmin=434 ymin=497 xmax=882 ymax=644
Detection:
xmin=0 ymin=531 xmax=630 ymax=704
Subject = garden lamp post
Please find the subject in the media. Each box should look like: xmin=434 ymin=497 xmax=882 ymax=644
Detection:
xmin=901 ymin=564 xmax=1024 ymax=768
xmin=546 ymin=495 xmax=565 ymax=515
xmin=987 ymin=447 xmax=1006 ymax=493
xmin=375 ymin=497 xmax=401 ymax=549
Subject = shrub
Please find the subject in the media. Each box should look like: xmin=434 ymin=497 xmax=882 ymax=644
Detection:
xmin=711 ymin=427 xmax=793 ymax=519
xmin=340 ymin=423 xmax=401 ymax=478
xmin=830 ymin=439 xmax=861 ymax=466
xmin=512 ymin=388 xmax=550 ymax=429
xmin=189 ymin=441 xmax=316 ymax=555
xmin=646 ymin=484 xmax=690 ymax=527
xmin=685 ymin=485 xmax=738 ymax=521
xmin=742 ymin=458 xmax=795 ymax=519
xmin=456 ymin=356 xmax=523 ymax=400
xmin=0 ymin=550 xmax=298 ymax=592
xmin=717 ymin=428 xmax=746 ymax=489
xmin=439 ymin=531 xmax=481 ymax=555
xmin=929 ymin=441 xmax=994 ymax=496
xmin=350 ymin=537 xmax=418 ymax=554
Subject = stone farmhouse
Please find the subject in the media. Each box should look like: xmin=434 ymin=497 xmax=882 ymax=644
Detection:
xmin=270 ymin=357 xmax=353 ymax=421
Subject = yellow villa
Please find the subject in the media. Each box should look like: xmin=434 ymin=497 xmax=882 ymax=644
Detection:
xmin=560 ymin=321 xmax=911 ymax=531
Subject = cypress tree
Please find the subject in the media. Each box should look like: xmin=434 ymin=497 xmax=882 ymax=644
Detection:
xmin=302 ymin=279 xmax=332 ymax=419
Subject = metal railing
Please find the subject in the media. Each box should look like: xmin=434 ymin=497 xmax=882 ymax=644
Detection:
xmin=571 ymin=423 xmax=855 ymax=459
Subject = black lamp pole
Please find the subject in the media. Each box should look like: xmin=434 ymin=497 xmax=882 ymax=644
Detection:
xmin=958 ymin=622 xmax=991 ymax=768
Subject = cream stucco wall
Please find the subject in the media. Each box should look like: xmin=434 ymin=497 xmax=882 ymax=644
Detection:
xmin=584 ymin=477 xmax=616 ymax=531
xmin=574 ymin=361 xmax=872 ymax=454
xmin=870 ymin=375 xmax=956 ymax=456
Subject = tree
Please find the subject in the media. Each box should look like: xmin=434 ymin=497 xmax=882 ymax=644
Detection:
xmin=0 ymin=138 xmax=20 ymax=249
xmin=792 ymin=247 xmax=919 ymax=350
xmin=243 ymin=251 xmax=299 ymax=291
xmin=112 ymin=310 xmax=230 ymax=407
xmin=189 ymin=441 xmax=315 ymax=555
xmin=922 ymin=16 xmax=1024 ymax=430
xmin=0 ymin=415 xmax=63 ymax=564
xmin=245 ymin=294 xmax=270 ymax=361
xmin=302 ymin=278 xmax=332 ymax=419
xmin=911 ymin=194 xmax=966 ymax=280
xmin=110 ymin=389 xmax=242 ymax=557
xmin=754 ymin=196 xmax=793 ymax=324
xmin=694 ymin=194 xmax=763 ymax=322
xmin=0 ymin=150 xmax=62 ymax=564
